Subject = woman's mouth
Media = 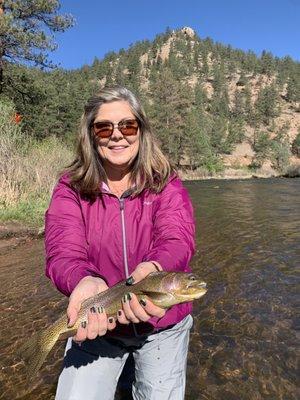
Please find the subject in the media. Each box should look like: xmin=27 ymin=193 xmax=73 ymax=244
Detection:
xmin=108 ymin=146 xmax=128 ymax=152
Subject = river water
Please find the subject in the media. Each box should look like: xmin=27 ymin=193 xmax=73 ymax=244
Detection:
xmin=0 ymin=179 xmax=299 ymax=399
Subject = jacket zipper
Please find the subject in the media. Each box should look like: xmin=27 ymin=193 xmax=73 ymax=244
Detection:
xmin=119 ymin=197 xmax=129 ymax=279
xmin=119 ymin=196 xmax=140 ymax=337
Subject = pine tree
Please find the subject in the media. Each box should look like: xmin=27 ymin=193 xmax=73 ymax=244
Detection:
xmin=291 ymin=130 xmax=300 ymax=157
xmin=286 ymin=71 xmax=300 ymax=102
xmin=260 ymin=50 xmax=275 ymax=76
xmin=149 ymin=68 xmax=190 ymax=167
xmin=0 ymin=0 xmax=74 ymax=92
xmin=255 ymin=83 xmax=280 ymax=124
xmin=271 ymin=141 xmax=290 ymax=171
xmin=227 ymin=117 xmax=245 ymax=148
xmin=210 ymin=89 xmax=230 ymax=118
xmin=185 ymin=107 xmax=220 ymax=172
xmin=252 ymin=130 xmax=272 ymax=167
xmin=194 ymin=82 xmax=208 ymax=112
xmin=232 ymin=89 xmax=245 ymax=119
xmin=210 ymin=115 xmax=229 ymax=153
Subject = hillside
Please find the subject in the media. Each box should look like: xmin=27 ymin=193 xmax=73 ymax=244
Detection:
xmin=3 ymin=26 xmax=300 ymax=178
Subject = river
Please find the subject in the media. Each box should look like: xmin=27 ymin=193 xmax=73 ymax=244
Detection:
xmin=0 ymin=178 xmax=299 ymax=399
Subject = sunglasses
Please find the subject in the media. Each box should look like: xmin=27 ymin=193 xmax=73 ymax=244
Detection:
xmin=92 ymin=119 xmax=139 ymax=138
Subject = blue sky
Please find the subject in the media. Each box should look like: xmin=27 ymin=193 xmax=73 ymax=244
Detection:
xmin=51 ymin=0 xmax=300 ymax=70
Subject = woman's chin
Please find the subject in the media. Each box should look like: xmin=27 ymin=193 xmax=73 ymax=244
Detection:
xmin=103 ymin=158 xmax=134 ymax=174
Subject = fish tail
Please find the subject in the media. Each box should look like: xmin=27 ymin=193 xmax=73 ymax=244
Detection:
xmin=18 ymin=322 xmax=61 ymax=380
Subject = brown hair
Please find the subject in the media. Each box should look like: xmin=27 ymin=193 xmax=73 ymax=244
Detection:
xmin=64 ymin=86 xmax=173 ymax=198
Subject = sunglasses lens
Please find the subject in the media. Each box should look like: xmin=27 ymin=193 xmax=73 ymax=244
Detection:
xmin=120 ymin=120 xmax=139 ymax=136
xmin=93 ymin=120 xmax=138 ymax=138
xmin=93 ymin=122 xmax=113 ymax=138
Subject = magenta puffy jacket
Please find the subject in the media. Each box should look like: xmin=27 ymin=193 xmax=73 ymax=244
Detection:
xmin=45 ymin=174 xmax=195 ymax=332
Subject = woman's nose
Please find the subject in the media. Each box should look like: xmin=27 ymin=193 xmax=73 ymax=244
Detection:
xmin=110 ymin=126 xmax=123 ymax=140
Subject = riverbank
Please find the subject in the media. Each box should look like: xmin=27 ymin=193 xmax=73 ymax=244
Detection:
xmin=178 ymin=163 xmax=300 ymax=180
xmin=0 ymin=222 xmax=44 ymax=253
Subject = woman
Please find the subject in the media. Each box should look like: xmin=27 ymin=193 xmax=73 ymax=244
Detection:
xmin=45 ymin=86 xmax=195 ymax=400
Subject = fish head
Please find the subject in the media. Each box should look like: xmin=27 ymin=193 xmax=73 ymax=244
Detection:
xmin=139 ymin=272 xmax=207 ymax=308
xmin=163 ymin=272 xmax=207 ymax=303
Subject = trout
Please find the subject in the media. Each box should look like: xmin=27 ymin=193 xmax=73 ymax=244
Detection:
xmin=18 ymin=271 xmax=207 ymax=380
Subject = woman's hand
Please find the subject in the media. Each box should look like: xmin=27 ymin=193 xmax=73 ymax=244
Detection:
xmin=117 ymin=262 xmax=166 ymax=324
xmin=67 ymin=276 xmax=116 ymax=342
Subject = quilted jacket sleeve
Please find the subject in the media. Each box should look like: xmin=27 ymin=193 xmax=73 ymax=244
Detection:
xmin=142 ymin=177 xmax=196 ymax=271
xmin=45 ymin=175 xmax=100 ymax=296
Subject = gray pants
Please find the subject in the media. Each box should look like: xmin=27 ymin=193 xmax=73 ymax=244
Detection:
xmin=55 ymin=314 xmax=193 ymax=400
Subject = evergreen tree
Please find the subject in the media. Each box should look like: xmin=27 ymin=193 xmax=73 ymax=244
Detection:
xmin=291 ymin=130 xmax=300 ymax=157
xmin=227 ymin=117 xmax=245 ymax=147
xmin=260 ymin=50 xmax=275 ymax=76
xmin=194 ymin=82 xmax=208 ymax=111
xmin=0 ymin=0 xmax=74 ymax=92
xmin=149 ymin=68 xmax=190 ymax=167
xmin=242 ymin=50 xmax=259 ymax=73
xmin=211 ymin=62 xmax=226 ymax=93
xmin=210 ymin=88 xmax=230 ymax=118
xmin=286 ymin=71 xmax=300 ymax=102
xmin=166 ymin=44 xmax=184 ymax=79
xmin=210 ymin=115 xmax=229 ymax=153
xmin=243 ymin=85 xmax=255 ymax=125
xmin=255 ymin=83 xmax=280 ymax=124
xmin=232 ymin=89 xmax=245 ymax=119
xmin=252 ymin=130 xmax=272 ymax=167
xmin=185 ymin=107 xmax=221 ymax=172
xmin=271 ymin=140 xmax=290 ymax=172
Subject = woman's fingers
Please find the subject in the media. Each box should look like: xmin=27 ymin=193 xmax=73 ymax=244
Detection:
xmin=73 ymin=321 xmax=87 ymax=342
xmin=126 ymin=262 xmax=158 ymax=286
xmin=73 ymin=307 xmax=113 ymax=342
xmin=107 ymin=316 xmax=116 ymax=331
xmin=97 ymin=307 xmax=108 ymax=336
xmin=140 ymin=298 xmax=166 ymax=318
xmin=122 ymin=293 xmax=151 ymax=322
xmin=122 ymin=293 xmax=141 ymax=323
xmin=117 ymin=309 xmax=130 ymax=325
xmin=67 ymin=298 xmax=80 ymax=327
xmin=67 ymin=276 xmax=109 ymax=328
xmin=86 ymin=307 xmax=100 ymax=340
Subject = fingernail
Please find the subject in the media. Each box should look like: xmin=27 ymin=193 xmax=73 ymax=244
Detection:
xmin=90 ymin=306 xmax=96 ymax=313
xmin=126 ymin=276 xmax=135 ymax=286
xmin=127 ymin=293 xmax=132 ymax=301
xmin=123 ymin=295 xmax=127 ymax=303
xmin=97 ymin=306 xmax=104 ymax=313
xmin=118 ymin=310 xmax=122 ymax=317
xmin=81 ymin=321 xmax=87 ymax=329
xmin=108 ymin=317 xmax=114 ymax=324
xmin=139 ymin=299 xmax=147 ymax=307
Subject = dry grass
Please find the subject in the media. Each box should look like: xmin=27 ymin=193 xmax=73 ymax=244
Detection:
xmin=0 ymin=100 xmax=72 ymax=225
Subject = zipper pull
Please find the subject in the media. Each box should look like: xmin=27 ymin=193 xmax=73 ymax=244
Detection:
xmin=119 ymin=198 xmax=124 ymax=211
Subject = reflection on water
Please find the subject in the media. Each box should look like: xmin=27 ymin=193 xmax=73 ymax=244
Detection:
xmin=186 ymin=178 xmax=299 ymax=400
xmin=0 ymin=179 xmax=299 ymax=399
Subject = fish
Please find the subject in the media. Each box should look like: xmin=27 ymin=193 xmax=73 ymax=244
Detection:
xmin=18 ymin=271 xmax=207 ymax=380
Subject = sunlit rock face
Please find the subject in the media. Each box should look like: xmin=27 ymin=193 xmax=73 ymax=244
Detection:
xmin=181 ymin=26 xmax=196 ymax=37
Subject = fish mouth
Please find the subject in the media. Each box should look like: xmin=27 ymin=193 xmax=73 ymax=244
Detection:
xmin=187 ymin=280 xmax=207 ymax=290
xmin=175 ymin=280 xmax=207 ymax=300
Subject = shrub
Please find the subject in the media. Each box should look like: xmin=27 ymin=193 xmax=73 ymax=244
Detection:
xmin=291 ymin=132 xmax=300 ymax=157
xmin=0 ymin=100 xmax=73 ymax=225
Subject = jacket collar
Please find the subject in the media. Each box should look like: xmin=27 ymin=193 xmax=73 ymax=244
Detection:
xmin=100 ymin=182 xmax=135 ymax=199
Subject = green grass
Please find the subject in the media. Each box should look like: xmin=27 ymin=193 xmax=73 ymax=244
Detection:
xmin=0 ymin=197 xmax=49 ymax=227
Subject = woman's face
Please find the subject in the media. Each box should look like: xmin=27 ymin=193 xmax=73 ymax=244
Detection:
xmin=93 ymin=100 xmax=140 ymax=175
